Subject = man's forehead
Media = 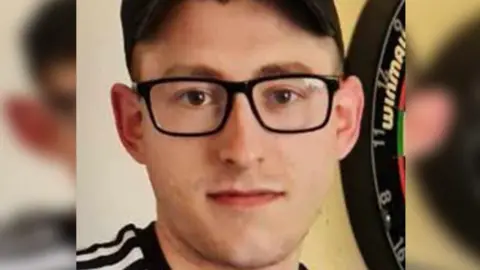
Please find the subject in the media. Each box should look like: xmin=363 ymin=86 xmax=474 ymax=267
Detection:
xmin=133 ymin=45 xmax=337 ymax=82
xmin=153 ymin=0 xmax=292 ymax=37
xmin=129 ymin=0 xmax=340 ymax=79
xmin=132 ymin=35 xmax=338 ymax=82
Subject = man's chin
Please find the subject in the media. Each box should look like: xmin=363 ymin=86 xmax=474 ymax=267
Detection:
xmin=205 ymin=246 xmax=292 ymax=270
xmin=197 ymin=233 xmax=298 ymax=270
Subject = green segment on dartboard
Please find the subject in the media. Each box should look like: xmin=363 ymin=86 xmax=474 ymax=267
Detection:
xmin=397 ymin=111 xmax=404 ymax=156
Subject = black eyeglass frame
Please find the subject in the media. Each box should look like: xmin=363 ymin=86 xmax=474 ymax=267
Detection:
xmin=132 ymin=74 xmax=340 ymax=137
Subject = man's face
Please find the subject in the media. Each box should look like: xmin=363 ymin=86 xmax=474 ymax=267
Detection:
xmin=115 ymin=0 xmax=363 ymax=268
xmin=6 ymin=60 xmax=76 ymax=174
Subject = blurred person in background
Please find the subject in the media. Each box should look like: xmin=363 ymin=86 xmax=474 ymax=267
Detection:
xmin=0 ymin=0 xmax=75 ymax=269
xmin=77 ymin=0 xmax=364 ymax=269
xmin=406 ymin=13 xmax=480 ymax=269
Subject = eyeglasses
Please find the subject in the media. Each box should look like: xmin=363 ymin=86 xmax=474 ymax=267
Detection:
xmin=133 ymin=74 xmax=340 ymax=137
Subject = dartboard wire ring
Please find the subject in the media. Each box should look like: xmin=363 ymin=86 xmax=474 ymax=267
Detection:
xmin=369 ymin=0 xmax=406 ymax=268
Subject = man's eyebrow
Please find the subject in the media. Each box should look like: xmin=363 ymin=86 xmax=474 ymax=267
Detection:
xmin=161 ymin=62 xmax=315 ymax=79
xmin=254 ymin=62 xmax=314 ymax=77
xmin=163 ymin=65 xmax=223 ymax=78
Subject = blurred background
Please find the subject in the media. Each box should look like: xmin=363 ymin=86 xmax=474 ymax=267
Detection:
xmin=0 ymin=0 xmax=75 ymax=268
xmin=407 ymin=0 xmax=480 ymax=269
xmin=0 ymin=0 xmax=73 ymax=228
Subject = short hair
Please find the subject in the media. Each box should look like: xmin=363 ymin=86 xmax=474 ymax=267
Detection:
xmin=22 ymin=0 xmax=76 ymax=79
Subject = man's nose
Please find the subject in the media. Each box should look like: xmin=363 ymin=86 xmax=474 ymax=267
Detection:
xmin=215 ymin=95 xmax=265 ymax=170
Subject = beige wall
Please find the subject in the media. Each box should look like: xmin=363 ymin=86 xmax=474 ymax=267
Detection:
xmin=0 ymin=0 xmax=73 ymax=224
xmin=77 ymin=0 xmax=157 ymax=246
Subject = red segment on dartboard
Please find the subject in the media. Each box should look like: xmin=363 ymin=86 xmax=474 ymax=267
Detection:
xmin=399 ymin=80 xmax=405 ymax=111
xmin=399 ymin=156 xmax=405 ymax=197
xmin=399 ymin=80 xmax=405 ymax=198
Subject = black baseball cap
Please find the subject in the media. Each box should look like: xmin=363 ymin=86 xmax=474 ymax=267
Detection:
xmin=121 ymin=0 xmax=344 ymax=77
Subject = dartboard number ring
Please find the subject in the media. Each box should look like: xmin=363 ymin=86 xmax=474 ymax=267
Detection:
xmin=371 ymin=2 xmax=406 ymax=268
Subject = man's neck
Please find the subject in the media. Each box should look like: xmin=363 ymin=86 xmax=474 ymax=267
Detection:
xmin=154 ymin=221 xmax=303 ymax=270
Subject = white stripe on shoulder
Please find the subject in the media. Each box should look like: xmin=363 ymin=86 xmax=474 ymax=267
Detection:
xmin=77 ymin=229 xmax=137 ymax=262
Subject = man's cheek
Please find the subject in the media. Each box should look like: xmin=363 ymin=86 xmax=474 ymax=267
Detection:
xmin=152 ymin=167 xmax=196 ymax=212
xmin=294 ymin=146 xmax=335 ymax=193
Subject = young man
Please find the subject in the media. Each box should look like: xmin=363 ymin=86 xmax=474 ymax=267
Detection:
xmin=0 ymin=0 xmax=76 ymax=269
xmin=77 ymin=0 xmax=364 ymax=269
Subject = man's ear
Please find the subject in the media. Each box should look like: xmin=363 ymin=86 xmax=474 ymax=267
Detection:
xmin=4 ymin=96 xmax=59 ymax=158
xmin=333 ymin=75 xmax=365 ymax=160
xmin=406 ymin=88 xmax=455 ymax=161
xmin=111 ymin=83 xmax=146 ymax=164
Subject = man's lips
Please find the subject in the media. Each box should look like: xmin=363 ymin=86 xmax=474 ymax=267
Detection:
xmin=207 ymin=190 xmax=286 ymax=207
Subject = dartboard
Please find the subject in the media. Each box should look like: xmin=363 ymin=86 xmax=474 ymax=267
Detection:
xmin=341 ymin=0 xmax=406 ymax=269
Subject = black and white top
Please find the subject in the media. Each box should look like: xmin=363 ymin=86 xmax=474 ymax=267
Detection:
xmin=77 ymin=222 xmax=309 ymax=270
xmin=0 ymin=210 xmax=75 ymax=270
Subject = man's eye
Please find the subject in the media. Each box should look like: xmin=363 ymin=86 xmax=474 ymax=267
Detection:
xmin=267 ymin=89 xmax=301 ymax=105
xmin=178 ymin=90 xmax=212 ymax=106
